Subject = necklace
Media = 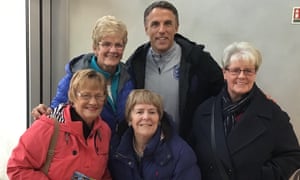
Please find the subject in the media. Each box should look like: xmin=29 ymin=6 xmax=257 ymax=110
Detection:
xmin=132 ymin=138 xmax=144 ymax=157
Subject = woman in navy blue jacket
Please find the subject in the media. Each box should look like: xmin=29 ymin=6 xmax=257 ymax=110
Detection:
xmin=109 ymin=89 xmax=201 ymax=180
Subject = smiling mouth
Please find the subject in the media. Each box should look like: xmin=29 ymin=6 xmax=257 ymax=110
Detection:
xmin=139 ymin=124 xmax=152 ymax=127
xmin=106 ymin=54 xmax=119 ymax=58
xmin=86 ymin=107 xmax=99 ymax=111
xmin=156 ymin=36 xmax=168 ymax=40
xmin=236 ymin=81 xmax=247 ymax=85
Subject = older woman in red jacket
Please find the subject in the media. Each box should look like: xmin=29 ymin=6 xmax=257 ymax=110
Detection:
xmin=7 ymin=69 xmax=111 ymax=180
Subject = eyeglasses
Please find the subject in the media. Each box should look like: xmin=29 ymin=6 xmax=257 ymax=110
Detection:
xmin=98 ymin=41 xmax=124 ymax=50
xmin=77 ymin=92 xmax=106 ymax=101
xmin=225 ymin=68 xmax=256 ymax=76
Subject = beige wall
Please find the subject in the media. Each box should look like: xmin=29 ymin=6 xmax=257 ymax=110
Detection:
xmin=66 ymin=0 xmax=300 ymax=140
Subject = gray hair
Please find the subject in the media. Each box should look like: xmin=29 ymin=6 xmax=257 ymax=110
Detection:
xmin=222 ymin=42 xmax=262 ymax=71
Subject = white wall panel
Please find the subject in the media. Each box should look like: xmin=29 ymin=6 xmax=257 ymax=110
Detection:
xmin=0 ymin=1 xmax=26 ymax=179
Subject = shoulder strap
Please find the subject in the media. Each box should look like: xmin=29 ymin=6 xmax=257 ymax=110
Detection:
xmin=41 ymin=118 xmax=60 ymax=175
xmin=211 ymin=102 xmax=230 ymax=180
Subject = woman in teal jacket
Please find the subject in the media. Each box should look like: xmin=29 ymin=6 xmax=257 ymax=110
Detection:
xmin=31 ymin=15 xmax=134 ymax=148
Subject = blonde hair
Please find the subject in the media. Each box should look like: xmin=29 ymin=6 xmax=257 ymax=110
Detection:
xmin=125 ymin=89 xmax=163 ymax=123
xmin=91 ymin=15 xmax=128 ymax=49
xmin=68 ymin=69 xmax=107 ymax=103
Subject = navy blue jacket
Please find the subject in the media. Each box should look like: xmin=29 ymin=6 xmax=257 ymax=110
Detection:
xmin=109 ymin=113 xmax=201 ymax=180
xmin=192 ymin=84 xmax=300 ymax=180
xmin=51 ymin=53 xmax=134 ymax=140
xmin=126 ymin=33 xmax=224 ymax=141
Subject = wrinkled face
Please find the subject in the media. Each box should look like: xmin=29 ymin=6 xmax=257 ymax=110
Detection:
xmin=93 ymin=35 xmax=125 ymax=72
xmin=73 ymin=81 xmax=106 ymax=126
xmin=144 ymin=8 xmax=178 ymax=54
xmin=130 ymin=103 xmax=160 ymax=140
xmin=224 ymin=56 xmax=256 ymax=102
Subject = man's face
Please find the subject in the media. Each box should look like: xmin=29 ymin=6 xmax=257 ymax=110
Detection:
xmin=144 ymin=8 xmax=178 ymax=54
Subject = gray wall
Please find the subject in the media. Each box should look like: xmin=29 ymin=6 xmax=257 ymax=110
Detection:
xmin=52 ymin=0 xmax=300 ymax=139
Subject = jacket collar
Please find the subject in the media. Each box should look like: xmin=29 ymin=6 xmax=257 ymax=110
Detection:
xmin=227 ymin=85 xmax=270 ymax=154
xmin=115 ymin=126 xmax=173 ymax=166
xmin=212 ymin=85 xmax=270 ymax=167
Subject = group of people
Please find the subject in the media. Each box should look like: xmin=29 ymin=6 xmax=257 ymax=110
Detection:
xmin=7 ymin=1 xmax=300 ymax=180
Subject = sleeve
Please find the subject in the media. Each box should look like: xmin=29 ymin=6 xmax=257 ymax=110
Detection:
xmin=50 ymin=64 xmax=73 ymax=108
xmin=260 ymin=110 xmax=300 ymax=180
xmin=50 ymin=103 xmax=66 ymax=123
xmin=7 ymin=119 xmax=54 ymax=180
xmin=197 ymin=48 xmax=224 ymax=96
xmin=172 ymin=139 xmax=202 ymax=180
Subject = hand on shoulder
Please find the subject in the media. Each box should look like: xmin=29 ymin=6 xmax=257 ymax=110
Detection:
xmin=31 ymin=104 xmax=52 ymax=120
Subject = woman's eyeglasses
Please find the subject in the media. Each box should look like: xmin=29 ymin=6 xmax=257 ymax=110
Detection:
xmin=225 ymin=68 xmax=256 ymax=76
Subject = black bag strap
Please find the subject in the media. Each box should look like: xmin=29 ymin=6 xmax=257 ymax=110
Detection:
xmin=211 ymin=102 xmax=230 ymax=180
xmin=41 ymin=118 xmax=60 ymax=175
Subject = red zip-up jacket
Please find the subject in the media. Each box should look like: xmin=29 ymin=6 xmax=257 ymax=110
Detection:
xmin=7 ymin=105 xmax=111 ymax=180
